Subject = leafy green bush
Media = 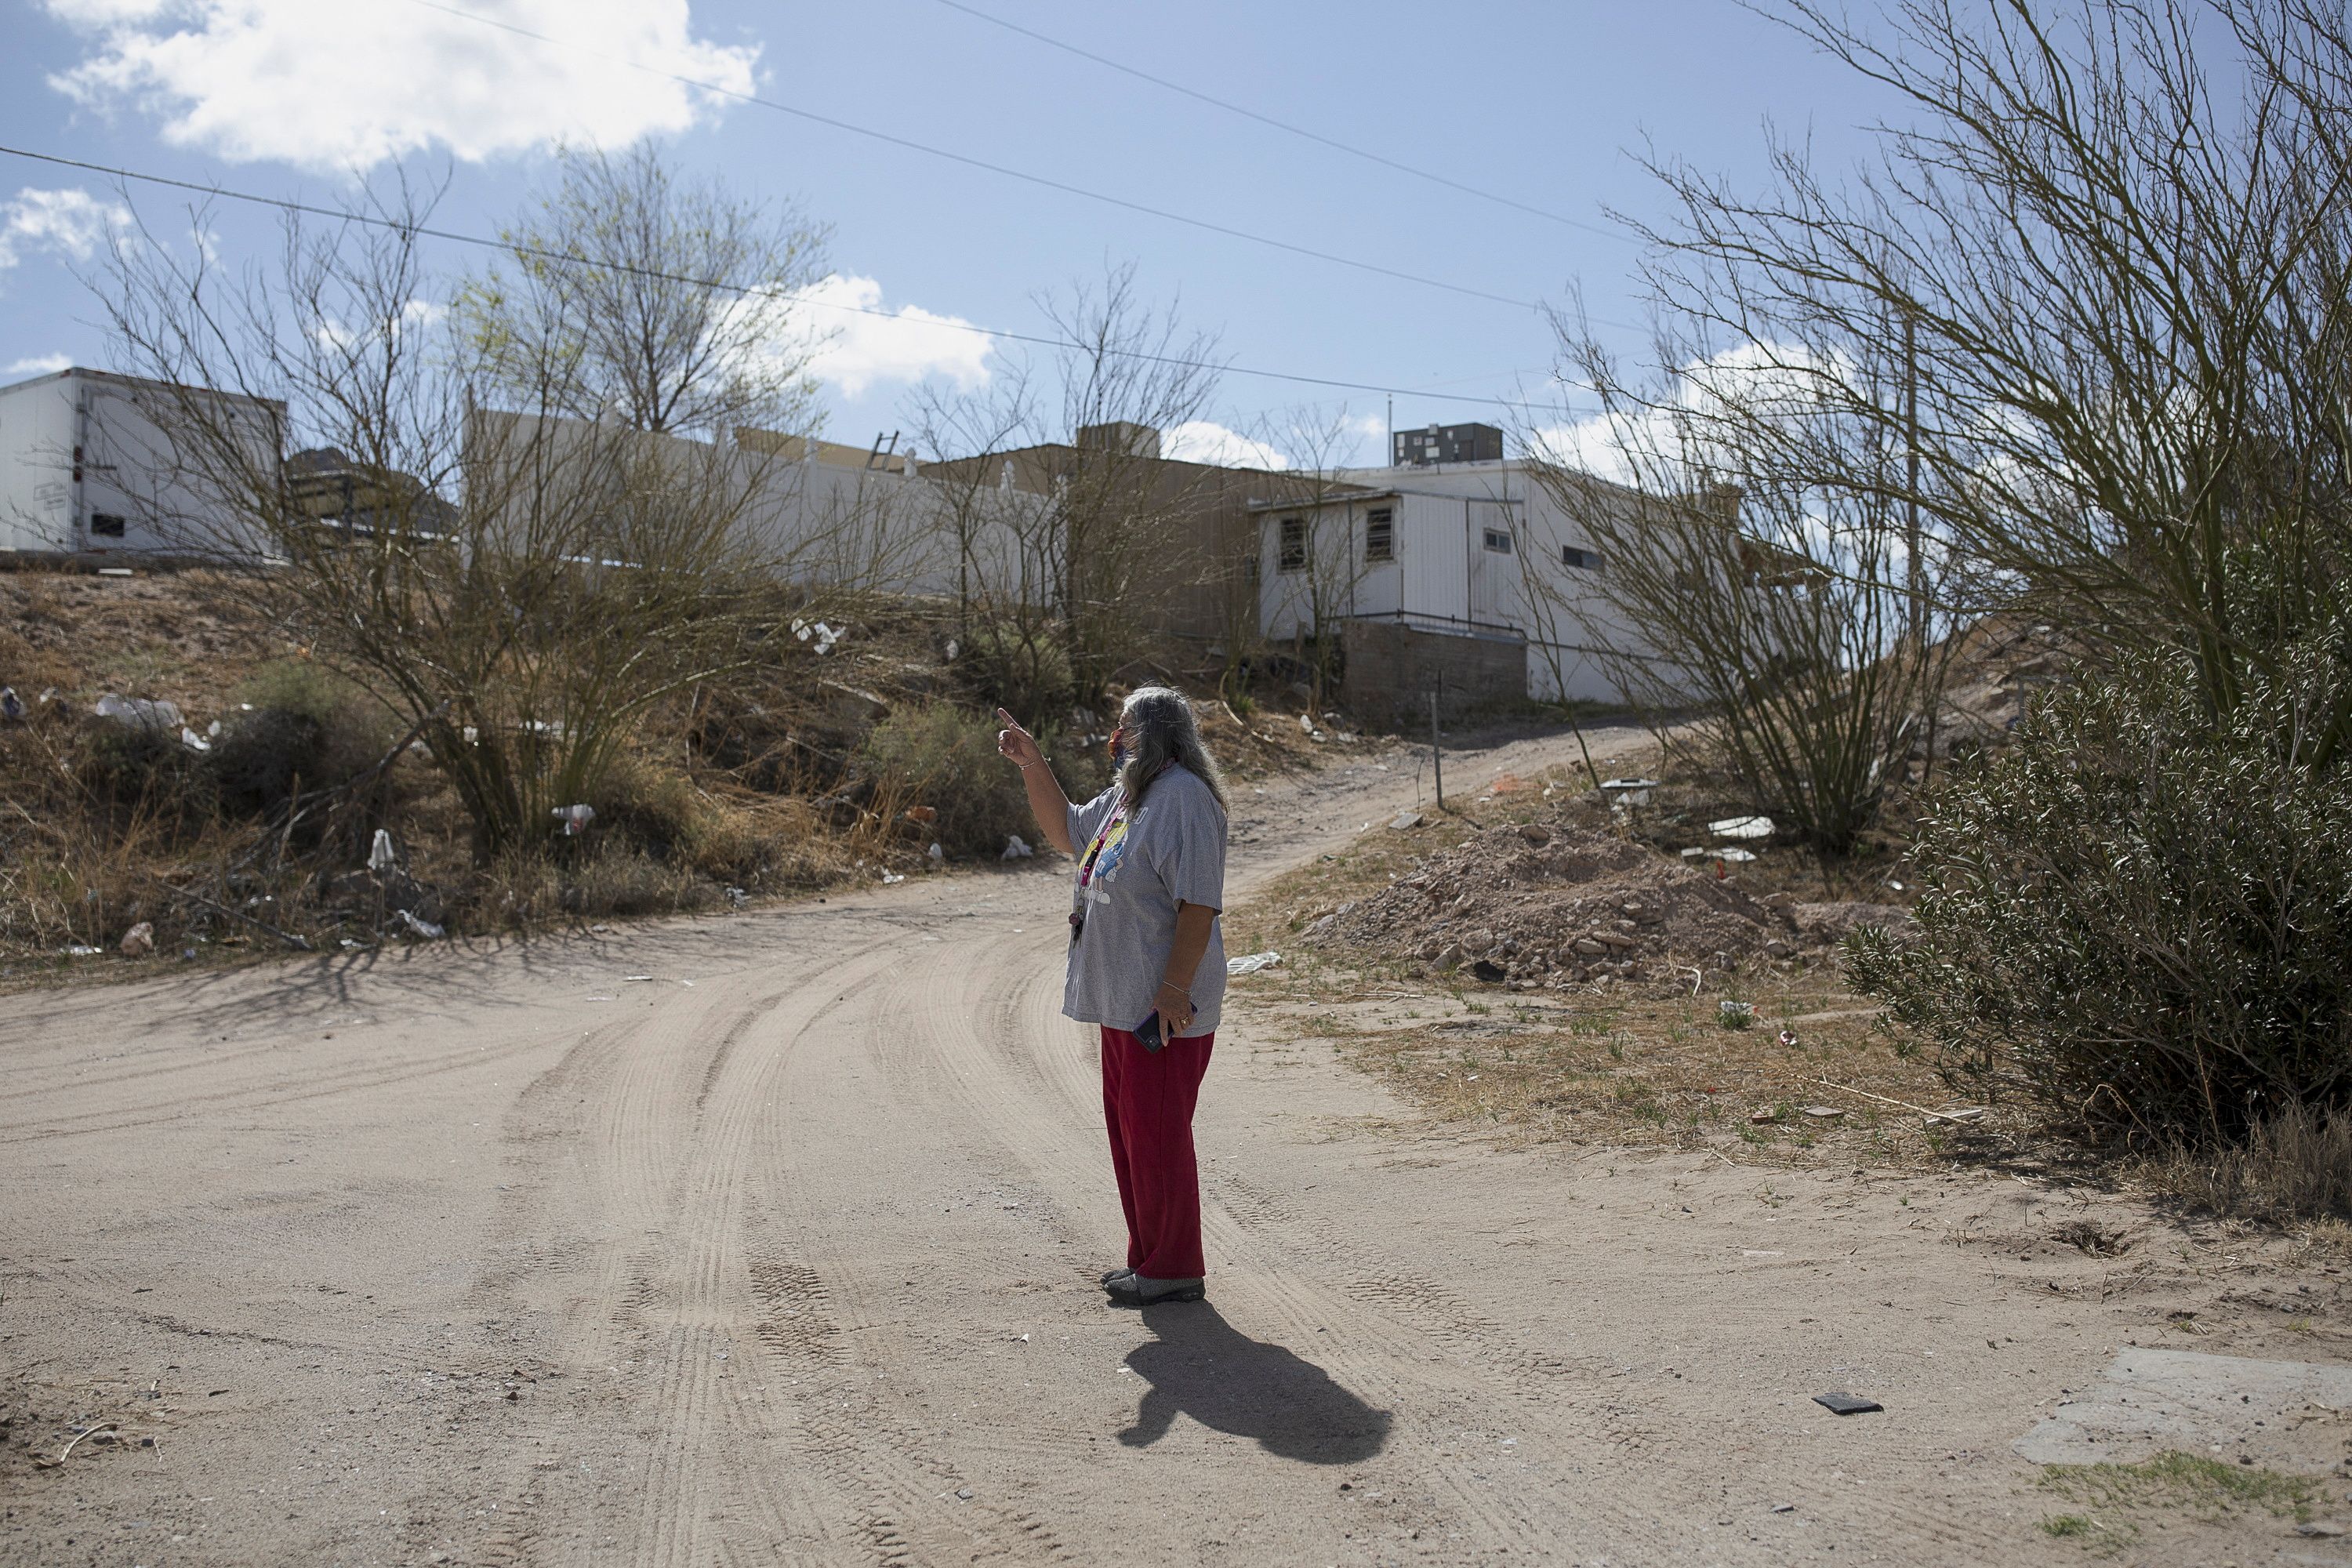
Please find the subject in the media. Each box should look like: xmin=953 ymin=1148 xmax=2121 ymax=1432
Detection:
xmin=1844 ymin=638 xmax=2352 ymax=1149
xmin=210 ymin=660 xmax=387 ymax=815
xmin=959 ymin=620 xmax=1071 ymax=720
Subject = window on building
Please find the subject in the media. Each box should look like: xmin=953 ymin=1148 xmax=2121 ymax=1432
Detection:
xmin=89 ymin=513 xmax=126 ymax=538
xmin=1561 ymin=544 xmax=1599 ymax=571
xmin=1277 ymin=516 xmax=1306 ymax=572
xmin=1364 ymin=506 xmax=1394 ymax=563
xmin=1482 ymin=527 xmax=1513 ymax=554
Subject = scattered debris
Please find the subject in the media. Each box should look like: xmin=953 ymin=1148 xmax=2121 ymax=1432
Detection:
xmin=1227 ymin=951 xmax=1285 ymax=975
xmin=1814 ymin=1392 xmax=1883 ymax=1415
xmin=397 ymin=909 xmax=445 ymax=939
xmin=880 ymin=869 xmax=906 ymax=884
xmin=1002 ymin=835 xmax=1034 ymax=860
xmin=1388 ymin=811 xmax=1426 ymax=831
xmin=93 ymin=692 xmax=182 ymax=731
xmin=0 ymin=686 xmax=24 ymax=722
xmin=367 ymin=828 xmax=397 ymax=874
xmin=791 ymin=618 xmax=844 ymax=655
xmin=927 ymin=842 xmax=945 ymax=865
xmin=34 ymin=1423 xmax=118 ymax=1468
xmin=118 ymin=921 xmax=154 ymax=958
xmin=179 ymin=724 xmax=211 ymax=753
xmin=1777 ymin=1028 xmax=1800 ymax=1049
xmin=1708 ymin=815 xmax=1775 ymax=840
xmin=1599 ymin=777 xmax=1658 ymax=807
xmin=553 ymin=804 xmax=596 ymax=836
xmin=1719 ymin=1000 xmax=1756 ymax=1030
xmin=1748 ymin=1108 xmax=1780 ymax=1124
xmin=1798 ymin=1105 xmax=1845 ymax=1120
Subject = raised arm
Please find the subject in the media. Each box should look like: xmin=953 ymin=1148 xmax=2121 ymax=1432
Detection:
xmin=996 ymin=707 xmax=1076 ymax=856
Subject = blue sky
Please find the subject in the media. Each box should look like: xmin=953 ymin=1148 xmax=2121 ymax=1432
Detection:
xmin=0 ymin=1 xmax=1900 ymax=467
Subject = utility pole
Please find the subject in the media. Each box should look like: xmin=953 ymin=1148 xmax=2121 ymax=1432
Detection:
xmin=1904 ymin=313 xmax=1923 ymax=644
xmin=1428 ymin=690 xmax=1444 ymax=810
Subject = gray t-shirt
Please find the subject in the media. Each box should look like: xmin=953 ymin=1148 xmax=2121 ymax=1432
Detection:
xmin=1062 ymin=764 xmax=1229 ymax=1037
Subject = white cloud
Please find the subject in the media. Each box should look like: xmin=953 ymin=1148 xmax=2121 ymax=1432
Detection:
xmin=1528 ymin=340 xmax=1843 ymax=485
xmin=43 ymin=0 xmax=758 ymax=171
xmin=4 ymin=354 xmax=76 ymax=377
xmin=790 ymin=274 xmax=993 ymax=398
xmin=1162 ymin=419 xmax=1290 ymax=470
xmin=313 ymin=296 xmax=448 ymax=352
xmin=0 ymin=186 xmax=132 ymax=270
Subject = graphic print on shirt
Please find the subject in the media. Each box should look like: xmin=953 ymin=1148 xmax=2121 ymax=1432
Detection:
xmin=1077 ymin=805 xmax=1137 ymax=912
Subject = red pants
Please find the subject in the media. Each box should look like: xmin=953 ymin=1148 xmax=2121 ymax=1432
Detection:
xmin=1099 ymin=1025 xmax=1214 ymax=1279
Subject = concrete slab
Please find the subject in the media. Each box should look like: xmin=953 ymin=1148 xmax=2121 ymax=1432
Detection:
xmin=2016 ymin=1347 xmax=2352 ymax=1474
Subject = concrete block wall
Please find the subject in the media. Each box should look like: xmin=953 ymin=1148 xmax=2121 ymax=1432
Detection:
xmin=1339 ymin=619 xmax=1526 ymax=728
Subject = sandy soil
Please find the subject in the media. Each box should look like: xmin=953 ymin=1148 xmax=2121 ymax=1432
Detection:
xmin=2 ymin=725 xmax=2345 ymax=1567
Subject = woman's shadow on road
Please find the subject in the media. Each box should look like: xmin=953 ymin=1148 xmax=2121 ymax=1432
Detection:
xmin=1117 ymin=1303 xmax=1390 ymax=1463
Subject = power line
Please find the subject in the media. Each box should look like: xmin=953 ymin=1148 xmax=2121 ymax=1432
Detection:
xmin=401 ymin=0 xmax=1543 ymax=313
xmin=924 ymin=0 xmax=1632 ymax=243
xmin=0 ymin=142 xmax=1597 ymax=418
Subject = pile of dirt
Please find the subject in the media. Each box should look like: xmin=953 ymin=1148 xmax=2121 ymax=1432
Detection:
xmin=1303 ymin=821 xmax=1875 ymax=991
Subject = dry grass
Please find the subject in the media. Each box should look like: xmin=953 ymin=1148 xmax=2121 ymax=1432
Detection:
xmin=1224 ymin=759 xmax=1993 ymax=1167
xmin=0 ymin=564 xmax=1348 ymax=991
xmin=2137 ymin=1104 xmax=2352 ymax=1221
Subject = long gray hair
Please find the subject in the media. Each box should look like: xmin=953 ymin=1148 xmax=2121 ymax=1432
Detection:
xmin=1118 ymin=686 xmax=1229 ymax=814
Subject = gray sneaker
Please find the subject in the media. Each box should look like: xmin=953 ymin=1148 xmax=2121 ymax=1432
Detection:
xmin=1100 ymin=1266 xmax=1136 ymax=1289
xmin=1106 ymin=1273 xmax=1205 ymax=1307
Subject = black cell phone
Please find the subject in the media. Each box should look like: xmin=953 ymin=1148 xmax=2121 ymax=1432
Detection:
xmin=1136 ymin=1011 xmax=1165 ymax=1052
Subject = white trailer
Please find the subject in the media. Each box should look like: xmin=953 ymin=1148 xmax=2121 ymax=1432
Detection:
xmin=1255 ymin=457 xmax=1690 ymax=707
xmin=0 ymin=367 xmax=281 ymax=561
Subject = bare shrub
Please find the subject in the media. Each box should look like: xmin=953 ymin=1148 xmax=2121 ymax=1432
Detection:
xmin=94 ymin=151 xmax=824 ymax=862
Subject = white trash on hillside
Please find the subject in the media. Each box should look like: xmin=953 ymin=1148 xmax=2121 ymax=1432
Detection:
xmin=368 ymin=828 xmax=397 ymax=873
xmin=553 ymin=804 xmax=596 ymax=836
xmin=94 ymin=693 xmax=182 ymax=731
xmin=397 ymin=909 xmax=445 ymax=939
xmin=1708 ymin=815 xmax=1776 ymax=840
xmin=1227 ymin=951 xmax=1285 ymax=975
xmin=1001 ymin=834 xmax=1034 ymax=860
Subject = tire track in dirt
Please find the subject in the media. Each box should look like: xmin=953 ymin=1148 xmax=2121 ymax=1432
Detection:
xmin=0 ymin=1029 xmax=553 ymax=1145
xmin=818 ymin=931 xmax=1585 ymax=1559
xmin=739 ymin=932 xmax=1104 ymax=1565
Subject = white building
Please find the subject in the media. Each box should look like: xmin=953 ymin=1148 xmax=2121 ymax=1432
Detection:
xmin=1255 ymin=423 xmax=1684 ymax=717
xmin=0 ymin=367 xmax=282 ymax=561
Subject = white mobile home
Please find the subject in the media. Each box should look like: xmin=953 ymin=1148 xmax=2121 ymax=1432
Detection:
xmin=1256 ymin=424 xmax=1684 ymax=719
xmin=0 ymin=367 xmax=282 ymax=561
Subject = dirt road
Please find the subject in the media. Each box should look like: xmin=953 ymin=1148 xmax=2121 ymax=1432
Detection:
xmin=0 ymin=729 xmax=2332 ymax=1566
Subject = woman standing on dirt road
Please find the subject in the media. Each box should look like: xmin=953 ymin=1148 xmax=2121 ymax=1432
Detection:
xmin=997 ymin=688 xmax=1229 ymax=1308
